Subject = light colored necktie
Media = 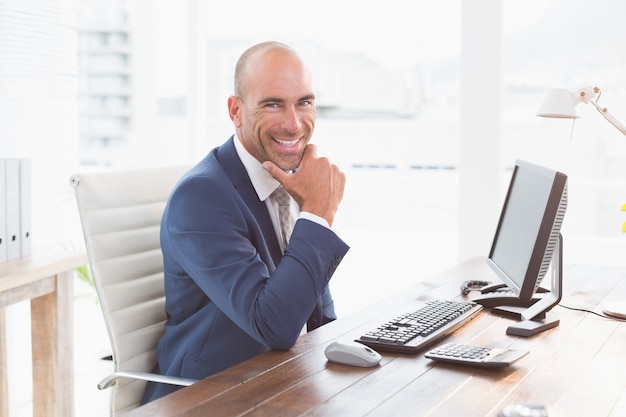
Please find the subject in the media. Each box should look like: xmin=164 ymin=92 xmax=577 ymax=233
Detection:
xmin=272 ymin=186 xmax=294 ymax=245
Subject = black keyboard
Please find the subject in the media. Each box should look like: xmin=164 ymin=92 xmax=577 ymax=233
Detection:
xmin=356 ymin=299 xmax=483 ymax=354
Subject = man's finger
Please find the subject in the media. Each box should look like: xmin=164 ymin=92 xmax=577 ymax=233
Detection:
xmin=262 ymin=161 xmax=288 ymax=182
xmin=303 ymin=144 xmax=317 ymax=161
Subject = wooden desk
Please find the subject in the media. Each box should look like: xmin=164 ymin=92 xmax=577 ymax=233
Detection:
xmin=125 ymin=257 xmax=626 ymax=417
xmin=0 ymin=250 xmax=86 ymax=417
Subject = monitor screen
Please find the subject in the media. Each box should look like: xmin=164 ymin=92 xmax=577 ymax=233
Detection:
xmin=486 ymin=160 xmax=568 ymax=301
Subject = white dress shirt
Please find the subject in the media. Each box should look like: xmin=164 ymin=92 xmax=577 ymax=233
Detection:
xmin=233 ymin=135 xmax=332 ymax=253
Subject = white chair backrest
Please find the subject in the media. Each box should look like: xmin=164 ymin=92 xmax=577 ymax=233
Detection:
xmin=71 ymin=164 xmax=190 ymax=415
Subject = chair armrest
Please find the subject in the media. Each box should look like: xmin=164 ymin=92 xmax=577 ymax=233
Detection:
xmin=98 ymin=371 xmax=197 ymax=390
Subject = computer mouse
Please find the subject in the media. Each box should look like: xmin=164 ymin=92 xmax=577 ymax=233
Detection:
xmin=324 ymin=340 xmax=382 ymax=367
xmin=498 ymin=403 xmax=551 ymax=417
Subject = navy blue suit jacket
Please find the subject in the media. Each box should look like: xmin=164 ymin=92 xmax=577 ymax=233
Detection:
xmin=142 ymin=137 xmax=350 ymax=402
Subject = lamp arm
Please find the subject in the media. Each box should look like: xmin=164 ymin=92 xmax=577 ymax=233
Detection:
xmin=587 ymin=97 xmax=626 ymax=136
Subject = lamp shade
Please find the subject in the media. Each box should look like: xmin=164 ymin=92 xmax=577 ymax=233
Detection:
xmin=537 ymin=88 xmax=580 ymax=119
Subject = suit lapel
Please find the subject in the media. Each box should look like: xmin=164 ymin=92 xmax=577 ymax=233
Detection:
xmin=216 ymin=137 xmax=283 ymax=266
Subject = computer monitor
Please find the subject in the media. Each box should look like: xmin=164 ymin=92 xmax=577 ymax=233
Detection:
xmin=475 ymin=159 xmax=568 ymax=336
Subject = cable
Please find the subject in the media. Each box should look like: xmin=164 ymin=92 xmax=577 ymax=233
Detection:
xmin=558 ymin=303 xmax=626 ymax=322
xmin=460 ymin=280 xmax=491 ymax=296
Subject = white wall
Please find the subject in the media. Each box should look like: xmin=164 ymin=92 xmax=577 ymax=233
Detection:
xmin=0 ymin=0 xmax=81 ymax=252
xmin=459 ymin=0 xmax=502 ymax=260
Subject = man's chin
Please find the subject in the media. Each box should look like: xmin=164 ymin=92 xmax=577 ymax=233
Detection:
xmin=277 ymin=156 xmax=303 ymax=172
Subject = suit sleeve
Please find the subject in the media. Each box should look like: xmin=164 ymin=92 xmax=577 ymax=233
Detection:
xmin=161 ymin=175 xmax=350 ymax=349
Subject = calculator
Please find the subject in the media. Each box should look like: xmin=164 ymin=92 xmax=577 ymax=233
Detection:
xmin=424 ymin=343 xmax=528 ymax=368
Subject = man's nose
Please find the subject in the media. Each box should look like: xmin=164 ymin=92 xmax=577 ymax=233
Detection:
xmin=280 ymin=106 xmax=302 ymax=131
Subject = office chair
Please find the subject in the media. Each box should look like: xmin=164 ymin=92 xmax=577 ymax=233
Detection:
xmin=71 ymin=164 xmax=195 ymax=416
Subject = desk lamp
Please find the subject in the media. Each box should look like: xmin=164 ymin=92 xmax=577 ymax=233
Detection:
xmin=537 ymin=86 xmax=626 ymax=319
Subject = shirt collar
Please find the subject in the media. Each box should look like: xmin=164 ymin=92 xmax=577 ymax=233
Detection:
xmin=233 ymin=134 xmax=280 ymax=202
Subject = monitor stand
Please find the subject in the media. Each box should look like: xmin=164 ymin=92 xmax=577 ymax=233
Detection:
xmin=480 ymin=282 xmax=550 ymax=294
xmin=491 ymin=234 xmax=563 ymax=337
xmin=471 ymin=289 xmax=546 ymax=309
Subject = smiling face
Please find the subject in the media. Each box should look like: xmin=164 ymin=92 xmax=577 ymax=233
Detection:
xmin=228 ymin=44 xmax=316 ymax=171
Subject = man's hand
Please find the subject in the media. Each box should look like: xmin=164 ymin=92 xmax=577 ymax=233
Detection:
xmin=263 ymin=144 xmax=345 ymax=227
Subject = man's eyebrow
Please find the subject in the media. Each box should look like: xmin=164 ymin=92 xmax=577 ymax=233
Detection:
xmin=257 ymin=94 xmax=316 ymax=106
xmin=257 ymin=97 xmax=285 ymax=105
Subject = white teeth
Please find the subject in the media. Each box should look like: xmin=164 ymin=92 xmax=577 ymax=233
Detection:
xmin=275 ymin=138 xmax=298 ymax=146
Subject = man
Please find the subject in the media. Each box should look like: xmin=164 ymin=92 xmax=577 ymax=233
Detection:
xmin=142 ymin=41 xmax=350 ymax=403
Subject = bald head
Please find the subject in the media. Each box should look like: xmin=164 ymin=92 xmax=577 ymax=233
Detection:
xmin=234 ymin=41 xmax=306 ymax=99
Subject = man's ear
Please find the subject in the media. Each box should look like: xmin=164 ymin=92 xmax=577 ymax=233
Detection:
xmin=228 ymin=95 xmax=242 ymax=127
